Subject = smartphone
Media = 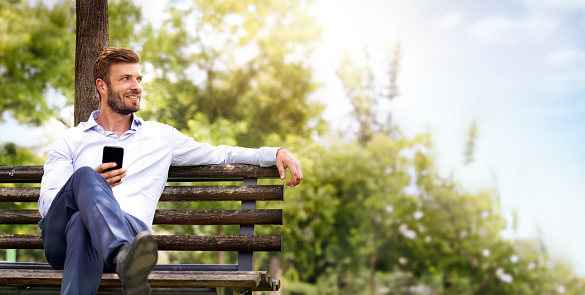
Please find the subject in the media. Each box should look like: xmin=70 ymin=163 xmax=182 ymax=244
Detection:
xmin=102 ymin=146 xmax=124 ymax=173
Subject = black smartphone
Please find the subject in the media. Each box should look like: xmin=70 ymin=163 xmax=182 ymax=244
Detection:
xmin=102 ymin=146 xmax=124 ymax=173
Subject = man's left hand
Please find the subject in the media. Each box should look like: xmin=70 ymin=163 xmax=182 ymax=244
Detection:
xmin=276 ymin=148 xmax=303 ymax=187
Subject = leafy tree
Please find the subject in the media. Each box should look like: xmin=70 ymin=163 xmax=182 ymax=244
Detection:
xmin=108 ymin=0 xmax=142 ymax=49
xmin=0 ymin=0 xmax=143 ymax=127
xmin=137 ymin=0 xmax=326 ymax=147
xmin=270 ymin=46 xmax=585 ymax=295
xmin=335 ymin=44 xmax=400 ymax=146
xmin=0 ymin=0 xmax=75 ymax=126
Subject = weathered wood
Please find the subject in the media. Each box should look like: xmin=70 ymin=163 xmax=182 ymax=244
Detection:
xmin=75 ymin=0 xmax=109 ymax=126
xmin=0 ymin=269 xmax=278 ymax=290
xmin=0 ymin=234 xmax=42 ymax=249
xmin=0 ymin=235 xmax=282 ymax=252
xmin=0 ymin=187 xmax=39 ymax=202
xmin=0 ymin=210 xmax=41 ymax=224
xmin=0 ymin=165 xmax=280 ymax=183
xmin=155 ymin=235 xmax=282 ymax=252
xmin=0 ymin=166 xmax=43 ymax=183
xmin=160 ymin=185 xmax=284 ymax=201
xmin=0 ymin=185 xmax=284 ymax=202
xmin=0 ymin=209 xmax=282 ymax=225
xmin=153 ymin=209 xmax=283 ymax=225
xmin=168 ymin=165 xmax=280 ymax=181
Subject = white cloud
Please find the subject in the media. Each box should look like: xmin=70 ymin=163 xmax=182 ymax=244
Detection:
xmin=547 ymin=48 xmax=585 ymax=69
xmin=434 ymin=12 xmax=463 ymax=31
xmin=469 ymin=14 xmax=559 ymax=44
xmin=517 ymin=0 xmax=585 ymax=12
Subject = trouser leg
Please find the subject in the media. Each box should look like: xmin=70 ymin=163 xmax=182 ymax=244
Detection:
xmin=38 ymin=166 xmax=151 ymax=293
xmin=40 ymin=166 xmax=135 ymax=270
xmin=60 ymin=212 xmax=103 ymax=294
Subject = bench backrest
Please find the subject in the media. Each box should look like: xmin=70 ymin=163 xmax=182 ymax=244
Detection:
xmin=0 ymin=164 xmax=283 ymax=272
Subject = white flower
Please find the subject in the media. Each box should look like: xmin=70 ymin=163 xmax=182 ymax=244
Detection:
xmin=414 ymin=211 xmax=424 ymax=219
xmin=510 ymin=255 xmax=519 ymax=263
xmin=500 ymin=273 xmax=513 ymax=283
xmin=399 ymin=224 xmax=416 ymax=239
xmin=496 ymin=268 xmax=513 ymax=283
xmin=386 ymin=205 xmax=394 ymax=213
xmin=483 ymin=249 xmax=490 ymax=257
xmin=404 ymin=230 xmax=416 ymax=239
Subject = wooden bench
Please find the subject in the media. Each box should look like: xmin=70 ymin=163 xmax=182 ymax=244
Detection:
xmin=0 ymin=164 xmax=283 ymax=294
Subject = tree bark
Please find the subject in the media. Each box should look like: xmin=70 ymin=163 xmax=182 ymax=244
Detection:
xmin=75 ymin=0 xmax=109 ymax=126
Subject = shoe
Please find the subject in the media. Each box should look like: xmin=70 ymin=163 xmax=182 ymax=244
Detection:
xmin=116 ymin=231 xmax=158 ymax=295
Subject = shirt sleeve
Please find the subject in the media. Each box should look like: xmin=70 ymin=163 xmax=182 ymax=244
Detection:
xmin=169 ymin=127 xmax=279 ymax=167
xmin=39 ymin=136 xmax=75 ymax=218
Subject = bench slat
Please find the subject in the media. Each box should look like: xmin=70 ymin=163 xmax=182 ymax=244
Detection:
xmin=0 ymin=185 xmax=284 ymax=202
xmin=154 ymin=209 xmax=283 ymax=225
xmin=0 ymin=209 xmax=283 ymax=225
xmin=0 ymin=262 xmax=239 ymax=272
xmin=0 ymin=165 xmax=280 ymax=183
xmin=0 ymin=234 xmax=282 ymax=251
xmin=0 ymin=269 xmax=278 ymax=290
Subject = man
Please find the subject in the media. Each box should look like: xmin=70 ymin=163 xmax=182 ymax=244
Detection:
xmin=39 ymin=48 xmax=303 ymax=295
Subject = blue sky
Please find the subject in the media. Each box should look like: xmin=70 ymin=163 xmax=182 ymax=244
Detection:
xmin=308 ymin=0 xmax=585 ymax=272
xmin=3 ymin=0 xmax=585 ymax=274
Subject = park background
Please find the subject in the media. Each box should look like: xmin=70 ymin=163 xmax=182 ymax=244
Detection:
xmin=2 ymin=0 xmax=585 ymax=294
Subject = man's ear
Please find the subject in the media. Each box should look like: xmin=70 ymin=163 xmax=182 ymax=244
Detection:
xmin=96 ymin=78 xmax=106 ymax=93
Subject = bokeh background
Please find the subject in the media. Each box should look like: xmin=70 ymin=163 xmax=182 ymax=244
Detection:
xmin=2 ymin=0 xmax=585 ymax=294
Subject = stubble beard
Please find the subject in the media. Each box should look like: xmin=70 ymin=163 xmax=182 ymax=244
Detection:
xmin=106 ymin=82 xmax=140 ymax=115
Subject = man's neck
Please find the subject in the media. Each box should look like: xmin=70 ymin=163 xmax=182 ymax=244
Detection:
xmin=95 ymin=109 xmax=133 ymax=137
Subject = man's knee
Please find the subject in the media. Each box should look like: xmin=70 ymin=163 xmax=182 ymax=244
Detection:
xmin=70 ymin=166 xmax=107 ymax=186
xmin=73 ymin=166 xmax=99 ymax=178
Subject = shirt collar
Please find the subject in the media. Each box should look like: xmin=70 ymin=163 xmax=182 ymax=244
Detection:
xmin=79 ymin=110 xmax=143 ymax=132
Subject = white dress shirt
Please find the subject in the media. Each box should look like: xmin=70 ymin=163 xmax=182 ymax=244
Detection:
xmin=39 ymin=111 xmax=279 ymax=227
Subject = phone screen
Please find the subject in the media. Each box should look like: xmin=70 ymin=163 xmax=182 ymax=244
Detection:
xmin=102 ymin=146 xmax=124 ymax=173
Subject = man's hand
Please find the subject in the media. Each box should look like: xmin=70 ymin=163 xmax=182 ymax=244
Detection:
xmin=276 ymin=148 xmax=303 ymax=187
xmin=94 ymin=163 xmax=127 ymax=188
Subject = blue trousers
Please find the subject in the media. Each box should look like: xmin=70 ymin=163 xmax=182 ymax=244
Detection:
xmin=38 ymin=166 xmax=151 ymax=295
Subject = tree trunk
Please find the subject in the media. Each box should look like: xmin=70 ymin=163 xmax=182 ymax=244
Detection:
xmin=75 ymin=0 xmax=109 ymax=126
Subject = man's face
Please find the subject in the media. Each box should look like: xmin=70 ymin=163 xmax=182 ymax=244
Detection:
xmin=103 ymin=63 xmax=142 ymax=115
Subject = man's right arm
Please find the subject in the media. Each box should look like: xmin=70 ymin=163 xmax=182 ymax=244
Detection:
xmin=39 ymin=136 xmax=74 ymax=218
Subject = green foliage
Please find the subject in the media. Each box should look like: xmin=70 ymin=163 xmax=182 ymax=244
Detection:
xmin=0 ymin=0 xmax=75 ymax=125
xmin=0 ymin=142 xmax=44 ymax=166
xmin=108 ymin=0 xmax=142 ymax=48
xmin=137 ymin=0 xmax=326 ymax=147
xmin=0 ymin=0 xmax=143 ymax=127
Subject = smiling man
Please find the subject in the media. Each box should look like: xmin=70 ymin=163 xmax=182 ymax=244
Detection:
xmin=38 ymin=48 xmax=303 ymax=295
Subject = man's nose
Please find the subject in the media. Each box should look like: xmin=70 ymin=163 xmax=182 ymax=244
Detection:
xmin=130 ymin=79 xmax=142 ymax=91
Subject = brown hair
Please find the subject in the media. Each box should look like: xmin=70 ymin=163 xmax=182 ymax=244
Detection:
xmin=93 ymin=47 xmax=141 ymax=84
